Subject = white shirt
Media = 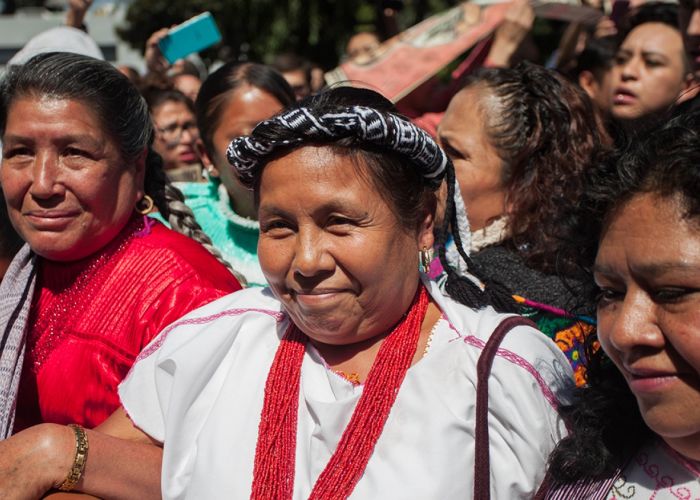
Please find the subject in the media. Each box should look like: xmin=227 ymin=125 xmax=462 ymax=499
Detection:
xmin=120 ymin=279 xmax=572 ymax=499
xmin=605 ymin=441 xmax=700 ymax=499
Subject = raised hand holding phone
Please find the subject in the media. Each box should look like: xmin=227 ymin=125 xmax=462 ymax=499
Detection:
xmin=157 ymin=12 xmax=222 ymax=65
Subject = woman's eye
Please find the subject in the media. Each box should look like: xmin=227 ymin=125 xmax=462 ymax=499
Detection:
xmin=327 ymin=215 xmax=354 ymax=227
xmin=64 ymin=147 xmax=92 ymax=158
xmin=596 ymin=287 xmax=623 ymax=305
xmin=652 ymin=288 xmax=696 ymax=303
xmin=443 ymin=144 xmax=464 ymax=161
xmin=644 ymin=59 xmax=664 ymax=68
xmin=2 ymin=147 xmax=31 ymax=159
xmin=261 ymin=219 xmax=293 ymax=234
xmin=614 ymin=54 xmax=629 ymax=66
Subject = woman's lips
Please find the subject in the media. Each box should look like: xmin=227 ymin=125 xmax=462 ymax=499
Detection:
xmin=293 ymin=289 xmax=349 ymax=308
xmin=24 ymin=209 xmax=80 ymax=230
xmin=178 ymin=150 xmax=198 ymax=163
xmin=613 ymin=88 xmax=638 ymax=106
xmin=625 ymin=366 xmax=681 ymax=393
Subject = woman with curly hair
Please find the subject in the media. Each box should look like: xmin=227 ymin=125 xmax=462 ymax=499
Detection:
xmin=538 ymin=107 xmax=700 ymax=500
xmin=437 ymin=61 xmax=609 ymax=383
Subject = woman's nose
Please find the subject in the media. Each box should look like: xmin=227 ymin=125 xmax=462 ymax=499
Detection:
xmin=292 ymin=229 xmax=334 ymax=279
xmin=620 ymin=59 xmax=640 ymax=81
xmin=604 ymin=290 xmax=664 ymax=354
xmin=181 ymin=126 xmax=198 ymax=144
xmin=29 ymin=152 xmax=62 ymax=199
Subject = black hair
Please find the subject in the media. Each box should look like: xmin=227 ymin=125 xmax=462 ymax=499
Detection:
xmin=195 ymin=62 xmax=295 ymax=155
xmin=623 ymin=1 xmax=681 ymax=35
xmin=0 ymin=52 xmax=237 ymax=276
xmin=571 ymin=36 xmax=617 ymax=83
xmin=546 ymin=108 xmax=700 ymax=484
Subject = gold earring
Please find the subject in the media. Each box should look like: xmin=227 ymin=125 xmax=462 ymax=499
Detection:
xmin=135 ymin=194 xmax=155 ymax=215
xmin=420 ymin=246 xmax=433 ymax=272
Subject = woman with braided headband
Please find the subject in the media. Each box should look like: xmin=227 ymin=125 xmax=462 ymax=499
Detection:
xmin=0 ymin=87 xmax=570 ymax=498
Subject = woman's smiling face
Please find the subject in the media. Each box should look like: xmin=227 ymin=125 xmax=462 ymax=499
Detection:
xmin=1 ymin=96 xmax=143 ymax=262
xmin=257 ymin=146 xmax=434 ymax=346
xmin=594 ymin=193 xmax=700 ymax=458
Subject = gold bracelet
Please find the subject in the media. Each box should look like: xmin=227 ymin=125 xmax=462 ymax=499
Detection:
xmin=57 ymin=424 xmax=89 ymax=492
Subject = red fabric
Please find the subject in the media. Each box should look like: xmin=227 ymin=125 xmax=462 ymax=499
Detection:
xmin=14 ymin=218 xmax=240 ymax=431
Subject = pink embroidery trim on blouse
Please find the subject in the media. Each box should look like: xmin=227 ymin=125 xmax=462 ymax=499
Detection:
xmin=133 ymin=307 xmax=286 ymax=366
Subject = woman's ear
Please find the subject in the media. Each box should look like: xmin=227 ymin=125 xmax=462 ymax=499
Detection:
xmin=677 ymin=74 xmax=700 ymax=104
xmin=196 ymin=139 xmax=220 ymax=177
xmin=417 ymin=210 xmax=436 ymax=250
xmin=134 ymin=148 xmax=148 ymax=201
xmin=578 ymin=70 xmax=599 ymax=100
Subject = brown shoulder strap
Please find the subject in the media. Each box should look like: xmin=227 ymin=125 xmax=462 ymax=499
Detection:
xmin=473 ymin=315 xmax=537 ymax=500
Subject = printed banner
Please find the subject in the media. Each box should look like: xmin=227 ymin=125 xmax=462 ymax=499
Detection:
xmin=325 ymin=2 xmax=510 ymax=102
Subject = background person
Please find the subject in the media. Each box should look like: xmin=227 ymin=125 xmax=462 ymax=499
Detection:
xmin=169 ymin=59 xmax=203 ymax=103
xmin=0 ymin=52 xmax=241 ymax=436
xmin=186 ymin=61 xmax=295 ymax=286
xmin=144 ymin=89 xmax=203 ymax=182
xmin=610 ymin=3 xmax=696 ymax=131
xmin=271 ymin=52 xmax=313 ymax=100
xmin=437 ymin=62 xmax=608 ymax=384
xmin=569 ymin=36 xmax=617 ymax=117
xmin=679 ymin=0 xmax=700 ymax=79
xmin=345 ymin=31 xmax=381 ymax=61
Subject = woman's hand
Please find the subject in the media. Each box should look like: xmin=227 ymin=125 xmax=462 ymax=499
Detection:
xmin=487 ymin=0 xmax=535 ymax=67
xmin=65 ymin=0 xmax=93 ymax=30
xmin=594 ymin=16 xmax=618 ymax=39
xmin=0 ymin=423 xmax=74 ymax=499
xmin=145 ymin=27 xmax=171 ymax=75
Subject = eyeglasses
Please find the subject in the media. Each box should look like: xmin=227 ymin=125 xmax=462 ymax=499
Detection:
xmin=155 ymin=121 xmax=199 ymax=144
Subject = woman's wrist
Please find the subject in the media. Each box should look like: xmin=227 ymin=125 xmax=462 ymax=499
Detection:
xmin=33 ymin=423 xmax=81 ymax=490
xmin=0 ymin=423 xmax=78 ymax=496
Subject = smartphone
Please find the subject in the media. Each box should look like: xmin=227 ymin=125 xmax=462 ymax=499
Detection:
xmin=158 ymin=12 xmax=222 ymax=64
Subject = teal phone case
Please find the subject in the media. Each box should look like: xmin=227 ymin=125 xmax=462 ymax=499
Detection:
xmin=158 ymin=12 xmax=222 ymax=64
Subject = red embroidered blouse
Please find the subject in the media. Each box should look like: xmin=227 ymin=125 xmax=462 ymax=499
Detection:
xmin=14 ymin=218 xmax=241 ymax=430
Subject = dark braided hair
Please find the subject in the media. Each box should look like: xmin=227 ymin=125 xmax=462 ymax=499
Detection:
xmin=436 ymin=160 xmax=519 ymax=313
xmin=545 ymin=108 xmax=700 ymax=485
xmin=228 ymin=86 xmax=517 ymax=313
xmin=0 ymin=52 xmax=238 ymax=278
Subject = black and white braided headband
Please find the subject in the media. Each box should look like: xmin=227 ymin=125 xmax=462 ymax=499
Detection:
xmin=226 ymin=105 xmax=448 ymax=189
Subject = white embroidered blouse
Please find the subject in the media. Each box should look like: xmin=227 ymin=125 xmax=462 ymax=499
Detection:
xmin=119 ymin=279 xmax=572 ymax=499
xmin=605 ymin=441 xmax=700 ymax=499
